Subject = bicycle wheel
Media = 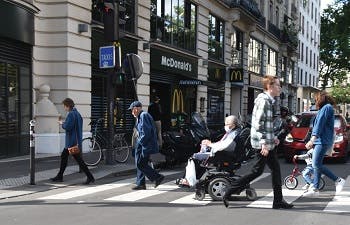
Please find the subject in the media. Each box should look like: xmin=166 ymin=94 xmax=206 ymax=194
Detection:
xmin=284 ymin=175 xmax=298 ymax=189
xmin=319 ymin=177 xmax=326 ymax=190
xmin=114 ymin=145 xmax=130 ymax=163
xmin=82 ymin=137 xmax=102 ymax=166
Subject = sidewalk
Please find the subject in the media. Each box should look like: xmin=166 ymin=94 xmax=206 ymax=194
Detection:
xmin=0 ymin=153 xmax=136 ymax=199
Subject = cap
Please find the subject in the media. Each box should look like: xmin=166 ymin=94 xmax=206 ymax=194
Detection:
xmin=128 ymin=101 xmax=142 ymax=110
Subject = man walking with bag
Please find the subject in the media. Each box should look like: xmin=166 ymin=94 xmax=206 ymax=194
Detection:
xmin=129 ymin=100 xmax=164 ymax=190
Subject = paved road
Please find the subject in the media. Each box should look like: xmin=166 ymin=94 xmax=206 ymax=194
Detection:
xmin=0 ymin=159 xmax=349 ymax=225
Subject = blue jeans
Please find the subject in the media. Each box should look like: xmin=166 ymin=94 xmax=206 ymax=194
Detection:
xmin=135 ymin=150 xmax=161 ymax=186
xmin=302 ymin=165 xmax=313 ymax=184
xmin=312 ymin=144 xmax=338 ymax=189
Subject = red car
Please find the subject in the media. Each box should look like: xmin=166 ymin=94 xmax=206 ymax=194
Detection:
xmin=283 ymin=112 xmax=350 ymax=163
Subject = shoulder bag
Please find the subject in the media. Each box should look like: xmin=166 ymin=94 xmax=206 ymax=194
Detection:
xmin=68 ymin=112 xmax=80 ymax=155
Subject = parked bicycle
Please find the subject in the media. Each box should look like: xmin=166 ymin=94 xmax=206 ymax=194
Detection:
xmin=284 ymin=157 xmax=325 ymax=190
xmin=81 ymin=118 xmax=130 ymax=166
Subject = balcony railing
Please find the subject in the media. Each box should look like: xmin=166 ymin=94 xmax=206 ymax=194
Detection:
xmin=258 ymin=16 xmax=266 ymax=28
xmin=268 ymin=21 xmax=281 ymax=39
xmin=229 ymin=0 xmax=262 ymax=19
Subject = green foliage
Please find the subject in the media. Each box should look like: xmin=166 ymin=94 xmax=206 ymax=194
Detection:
xmin=320 ymin=0 xmax=350 ymax=89
xmin=331 ymin=83 xmax=350 ymax=103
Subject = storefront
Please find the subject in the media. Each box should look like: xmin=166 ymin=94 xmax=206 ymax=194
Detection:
xmin=0 ymin=1 xmax=37 ymax=158
xmin=206 ymin=62 xmax=226 ymax=130
xmin=150 ymin=47 xmax=199 ymax=131
xmin=91 ymin=29 xmax=138 ymax=135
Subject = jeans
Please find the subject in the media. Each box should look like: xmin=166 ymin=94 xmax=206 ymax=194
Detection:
xmin=135 ymin=150 xmax=161 ymax=186
xmin=302 ymin=165 xmax=313 ymax=184
xmin=312 ymin=144 xmax=338 ymax=189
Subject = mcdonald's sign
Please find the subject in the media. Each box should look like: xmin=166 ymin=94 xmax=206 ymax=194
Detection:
xmin=171 ymin=89 xmax=184 ymax=114
xmin=229 ymin=68 xmax=243 ymax=83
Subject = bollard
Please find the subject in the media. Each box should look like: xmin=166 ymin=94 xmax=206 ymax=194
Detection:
xmin=29 ymin=119 xmax=36 ymax=185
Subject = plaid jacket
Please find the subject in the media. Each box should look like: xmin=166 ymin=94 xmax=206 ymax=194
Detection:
xmin=250 ymin=93 xmax=275 ymax=150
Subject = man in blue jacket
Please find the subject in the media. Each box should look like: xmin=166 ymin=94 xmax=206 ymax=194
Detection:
xmin=129 ymin=101 xmax=164 ymax=190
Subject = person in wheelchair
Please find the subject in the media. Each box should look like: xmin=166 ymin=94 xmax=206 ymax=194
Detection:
xmin=176 ymin=115 xmax=241 ymax=187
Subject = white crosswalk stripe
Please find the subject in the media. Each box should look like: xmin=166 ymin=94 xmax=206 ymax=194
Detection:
xmin=38 ymin=171 xmax=179 ymax=200
xmin=34 ymin=171 xmax=350 ymax=214
xmin=324 ymin=176 xmax=350 ymax=213
xmin=105 ymin=181 xmax=179 ymax=201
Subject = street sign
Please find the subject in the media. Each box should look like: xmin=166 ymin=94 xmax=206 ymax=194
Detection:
xmin=99 ymin=46 xmax=115 ymax=68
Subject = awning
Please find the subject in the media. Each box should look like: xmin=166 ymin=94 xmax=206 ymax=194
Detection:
xmin=179 ymin=79 xmax=203 ymax=85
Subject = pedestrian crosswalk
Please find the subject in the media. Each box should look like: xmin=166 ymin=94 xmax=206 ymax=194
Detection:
xmin=28 ymin=172 xmax=350 ymax=214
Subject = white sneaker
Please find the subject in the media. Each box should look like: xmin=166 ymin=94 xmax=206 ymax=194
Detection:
xmin=302 ymin=184 xmax=310 ymax=190
xmin=335 ymin=178 xmax=345 ymax=193
xmin=303 ymin=188 xmax=320 ymax=197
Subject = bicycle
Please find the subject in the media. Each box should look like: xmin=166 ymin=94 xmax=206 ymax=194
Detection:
xmin=284 ymin=157 xmax=325 ymax=190
xmin=81 ymin=118 xmax=130 ymax=166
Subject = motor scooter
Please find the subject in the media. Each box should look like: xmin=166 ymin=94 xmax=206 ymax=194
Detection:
xmin=161 ymin=112 xmax=210 ymax=165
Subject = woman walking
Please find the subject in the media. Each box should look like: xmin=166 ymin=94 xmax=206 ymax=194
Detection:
xmin=51 ymin=98 xmax=95 ymax=185
xmin=303 ymin=91 xmax=345 ymax=196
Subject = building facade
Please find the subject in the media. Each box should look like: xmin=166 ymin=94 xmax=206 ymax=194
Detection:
xmin=0 ymin=0 xmax=301 ymax=157
xmin=296 ymin=0 xmax=321 ymax=112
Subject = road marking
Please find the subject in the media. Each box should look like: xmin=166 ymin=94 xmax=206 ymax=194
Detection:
xmin=105 ymin=181 xmax=179 ymax=201
xmin=170 ymin=194 xmax=211 ymax=205
xmin=38 ymin=171 xmax=180 ymax=200
xmin=247 ymin=188 xmax=304 ymax=208
xmin=324 ymin=176 xmax=350 ymax=213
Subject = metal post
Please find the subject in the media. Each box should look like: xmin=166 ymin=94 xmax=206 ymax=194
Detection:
xmin=29 ymin=120 xmax=36 ymax=185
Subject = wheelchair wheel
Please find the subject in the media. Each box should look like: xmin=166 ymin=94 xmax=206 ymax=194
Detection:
xmin=208 ymin=177 xmax=229 ymax=201
xmin=245 ymin=188 xmax=257 ymax=201
xmin=195 ymin=189 xmax=205 ymax=201
xmin=284 ymin=175 xmax=298 ymax=189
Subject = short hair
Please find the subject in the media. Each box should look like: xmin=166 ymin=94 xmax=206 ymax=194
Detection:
xmin=62 ymin=98 xmax=75 ymax=109
xmin=225 ymin=115 xmax=239 ymax=127
xmin=262 ymin=75 xmax=278 ymax=91
xmin=315 ymin=91 xmax=336 ymax=109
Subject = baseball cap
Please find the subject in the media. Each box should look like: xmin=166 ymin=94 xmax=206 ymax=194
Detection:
xmin=128 ymin=100 xmax=142 ymax=110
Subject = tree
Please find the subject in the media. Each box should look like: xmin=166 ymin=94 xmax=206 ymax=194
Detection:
xmin=319 ymin=0 xmax=350 ymax=89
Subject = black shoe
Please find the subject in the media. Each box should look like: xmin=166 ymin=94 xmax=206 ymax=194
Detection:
xmin=223 ymin=196 xmax=229 ymax=208
xmin=273 ymin=200 xmax=294 ymax=209
xmin=154 ymin=174 xmax=165 ymax=188
xmin=83 ymin=177 xmax=95 ymax=185
xmin=50 ymin=176 xmax=63 ymax=182
xmin=132 ymin=184 xmax=146 ymax=190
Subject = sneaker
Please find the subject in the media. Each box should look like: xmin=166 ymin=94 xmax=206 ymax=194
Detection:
xmin=301 ymin=184 xmax=310 ymax=190
xmin=335 ymin=178 xmax=345 ymax=193
xmin=303 ymin=188 xmax=320 ymax=197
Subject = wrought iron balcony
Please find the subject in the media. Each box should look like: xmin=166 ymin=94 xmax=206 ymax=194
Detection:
xmin=225 ymin=0 xmax=262 ymax=19
xmin=268 ymin=21 xmax=281 ymax=39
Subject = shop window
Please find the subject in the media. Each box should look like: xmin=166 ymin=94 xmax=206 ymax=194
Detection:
xmin=266 ymin=47 xmax=277 ymax=76
xmin=151 ymin=0 xmax=197 ymax=52
xmin=208 ymin=14 xmax=224 ymax=61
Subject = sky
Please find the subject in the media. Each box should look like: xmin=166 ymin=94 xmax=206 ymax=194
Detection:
xmin=320 ymin=0 xmax=333 ymax=12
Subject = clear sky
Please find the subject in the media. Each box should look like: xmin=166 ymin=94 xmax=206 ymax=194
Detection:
xmin=320 ymin=0 xmax=333 ymax=12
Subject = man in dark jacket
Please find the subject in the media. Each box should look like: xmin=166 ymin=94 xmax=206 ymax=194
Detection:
xmin=129 ymin=100 xmax=164 ymax=190
xmin=148 ymin=96 xmax=163 ymax=147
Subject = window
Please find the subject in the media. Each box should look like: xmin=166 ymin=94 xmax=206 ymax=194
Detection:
xmin=230 ymin=28 xmax=243 ymax=66
xmin=300 ymin=69 xmax=303 ymax=85
xmin=306 ymin=46 xmax=308 ymax=64
xmin=151 ymin=0 xmax=197 ymax=52
xmin=248 ymin=38 xmax=263 ymax=74
xmin=266 ymin=48 xmax=277 ymax=76
xmin=269 ymin=1 xmax=273 ymax=23
xmin=208 ymin=14 xmax=224 ymax=61
xmin=275 ymin=7 xmax=279 ymax=26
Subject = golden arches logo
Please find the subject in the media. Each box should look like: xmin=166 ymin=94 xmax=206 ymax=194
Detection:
xmin=230 ymin=70 xmax=243 ymax=82
xmin=172 ymin=89 xmax=184 ymax=113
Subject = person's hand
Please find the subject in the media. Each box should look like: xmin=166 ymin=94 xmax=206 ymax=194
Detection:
xmin=260 ymin=144 xmax=269 ymax=156
xmin=58 ymin=120 xmax=63 ymax=125
xmin=293 ymin=155 xmax=298 ymax=160
xmin=274 ymin=138 xmax=280 ymax=146
xmin=305 ymin=140 xmax=313 ymax=150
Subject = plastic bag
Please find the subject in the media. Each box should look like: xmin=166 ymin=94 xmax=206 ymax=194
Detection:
xmin=185 ymin=159 xmax=197 ymax=187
